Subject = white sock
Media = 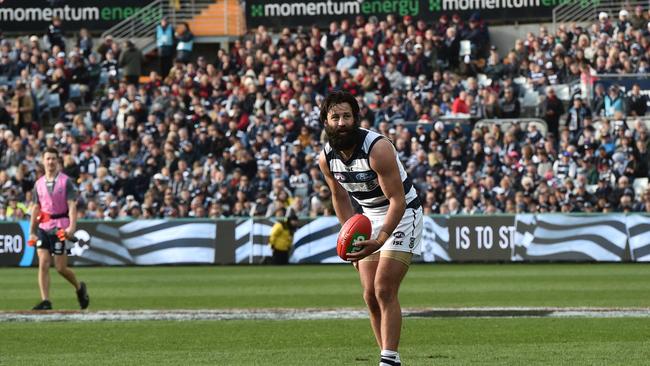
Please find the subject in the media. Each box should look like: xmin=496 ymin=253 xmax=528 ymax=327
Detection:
xmin=380 ymin=350 xmax=400 ymax=365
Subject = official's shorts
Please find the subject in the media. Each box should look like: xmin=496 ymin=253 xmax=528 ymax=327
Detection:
xmin=364 ymin=205 xmax=423 ymax=258
xmin=36 ymin=228 xmax=66 ymax=255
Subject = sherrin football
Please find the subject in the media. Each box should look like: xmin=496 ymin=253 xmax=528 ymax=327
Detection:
xmin=337 ymin=214 xmax=372 ymax=260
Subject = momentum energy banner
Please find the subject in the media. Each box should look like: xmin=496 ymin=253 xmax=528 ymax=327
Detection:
xmin=246 ymin=0 xmax=599 ymax=28
xmin=0 ymin=0 xmax=157 ymax=32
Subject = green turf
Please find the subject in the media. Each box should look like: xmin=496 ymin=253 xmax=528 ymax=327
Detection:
xmin=2 ymin=264 xmax=650 ymax=365
xmin=2 ymin=318 xmax=650 ymax=365
xmin=1 ymin=264 xmax=650 ymax=310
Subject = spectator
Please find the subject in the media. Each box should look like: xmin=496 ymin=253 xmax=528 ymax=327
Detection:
xmin=0 ymin=53 xmax=16 ymax=78
xmin=77 ymin=28 xmax=93 ymax=58
xmin=614 ymin=9 xmax=632 ymax=35
xmin=31 ymin=75 xmax=49 ymax=119
xmin=451 ymin=91 xmax=469 ymax=114
xmin=96 ymin=35 xmax=114 ymax=59
xmin=498 ymin=88 xmax=520 ymax=118
xmin=630 ymin=6 xmax=646 ymax=30
xmin=250 ymin=190 xmax=271 ymax=217
xmin=175 ymin=22 xmax=194 ymax=63
xmin=541 ymin=87 xmax=564 ymax=138
xmin=156 ymin=17 xmax=175 ymax=76
xmin=591 ymin=84 xmax=606 ymax=116
xmin=566 ymin=96 xmax=591 ymax=140
xmin=118 ymin=41 xmax=143 ymax=86
xmin=336 ymin=46 xmax=357 ymax=71
xmin=441 ymin=27 xmax=460 ymax=71
xmin=604 ymin=84 xmax=625 ymax=117
xmin=9 ymin=83 xmax=34 ymax=134
xmin=627 ymin=83 xmax=648 ymax=116
xmin=46 ymin=16 xmax=65 ymax=51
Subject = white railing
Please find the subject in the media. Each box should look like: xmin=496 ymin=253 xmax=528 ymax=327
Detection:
xmin=100 ymin=0 xmax=219 ymax=52
xmin=553 ymin=0 xmax=647 ymax=32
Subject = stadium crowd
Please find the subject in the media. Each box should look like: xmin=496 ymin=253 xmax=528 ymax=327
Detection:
xmin=0 ymin=8 xmax=649 ymax=221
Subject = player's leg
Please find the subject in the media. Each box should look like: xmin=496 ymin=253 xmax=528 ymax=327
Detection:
xmin=36 ymin=248 xmax=52 ymax=302
xmin=374 ymin=206 xmax=423 ymax=365
xmin=53 ymin=253 xmax=79 ymax=289
xmin=354 ymin=255 xmax=382 ymax=348
xmin=374 ymin=254 xmax=410 ymax=352
xmin=54 ymin=252 xmax=90 ymax=309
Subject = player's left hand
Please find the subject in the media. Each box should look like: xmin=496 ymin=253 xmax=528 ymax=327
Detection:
xmin=346 ymin=239 xmax=382 ymax=261
xmin=64 ymin=228 xmax=76 ymax=241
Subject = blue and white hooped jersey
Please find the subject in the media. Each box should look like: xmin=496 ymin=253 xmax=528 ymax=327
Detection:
xmin=324 ymin=128 xmax=419 ymax=215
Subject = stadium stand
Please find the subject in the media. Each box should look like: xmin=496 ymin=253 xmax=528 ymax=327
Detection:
xmin=0 ymin=6 xmax=649 ymax=222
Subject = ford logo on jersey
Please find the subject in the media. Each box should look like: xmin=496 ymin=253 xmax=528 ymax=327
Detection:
xmin=355 ymin=172 xmax=376 ymax=182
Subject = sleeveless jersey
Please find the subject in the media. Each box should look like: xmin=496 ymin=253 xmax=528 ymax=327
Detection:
xmin=324 ymin=128 xmax=418 ymax=215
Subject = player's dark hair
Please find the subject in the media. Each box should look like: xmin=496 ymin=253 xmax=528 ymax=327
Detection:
xmin=319 ymin=91 xmax=360 ymax=125
xmin=43 ymin=147 xmax=59 ymax=157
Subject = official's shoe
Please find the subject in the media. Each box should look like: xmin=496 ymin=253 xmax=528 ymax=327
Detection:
xmin=76 ymin=281 xmax=90 ymax=310
xmin=32 ymin=300 xmax=52 ymax=310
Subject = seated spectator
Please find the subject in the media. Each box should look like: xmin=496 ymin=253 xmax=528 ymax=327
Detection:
xmin=498 ymin=88 xmax=520 ymax=118
xmin=627 ymin=83 xmax=648 ymax=116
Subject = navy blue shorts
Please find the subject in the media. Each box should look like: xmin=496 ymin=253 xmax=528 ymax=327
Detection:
xmin=36 ymin=228 xmax=66 ymax=255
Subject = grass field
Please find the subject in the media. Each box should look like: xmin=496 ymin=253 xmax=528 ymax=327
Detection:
xmin=1 ymin=264 xmax=650 ymax=365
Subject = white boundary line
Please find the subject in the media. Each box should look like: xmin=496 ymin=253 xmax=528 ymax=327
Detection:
xmin=1 ymin=307 xmax=650 ymax=322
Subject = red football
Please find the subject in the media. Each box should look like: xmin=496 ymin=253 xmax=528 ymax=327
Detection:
xmin=337 ymin=214 xmax=372 ymax=261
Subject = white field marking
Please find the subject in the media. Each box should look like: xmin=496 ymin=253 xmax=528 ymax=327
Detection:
xmin=1 ymin=307 xmax=649 ymax=323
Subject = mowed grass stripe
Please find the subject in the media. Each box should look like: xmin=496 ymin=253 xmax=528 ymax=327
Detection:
xmin=1 ymin=264 xmax=650 ymax=311
xmin=1 ymin=318 xmax=650 ymax=365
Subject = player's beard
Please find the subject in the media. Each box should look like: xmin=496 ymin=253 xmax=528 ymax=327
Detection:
xmin=325 ymin=123 xmax=360 ymax=151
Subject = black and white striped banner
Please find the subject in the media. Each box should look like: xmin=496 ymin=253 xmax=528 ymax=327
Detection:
xmin=3 ymin=213 xmax=648 ymax=266
xmin=70 ymin=220 xmax=217 ymax=266
xmin=627 ymin=214 xmax=650 ymax=262
xmin=235 ymin=218 xmax=274 ymax=264
xmin=415 ymin=216 xmax=450 ymax=262
xmin=513 ymin=214 xmax=629 ymax=262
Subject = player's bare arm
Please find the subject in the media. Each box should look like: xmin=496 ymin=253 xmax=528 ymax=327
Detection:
xmin=65 ymin=199 xmax=77 ymax=239
xmin=29 ymin=203 xmax=40 ymax=243
xmin=346 ymin=139 xmax=406 ymax=261
xmin=319 ymin=150 xmax=355 ymax=226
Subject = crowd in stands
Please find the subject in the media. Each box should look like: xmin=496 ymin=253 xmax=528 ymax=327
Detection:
xmin=0 ymin=8 xmax=650 ymax=222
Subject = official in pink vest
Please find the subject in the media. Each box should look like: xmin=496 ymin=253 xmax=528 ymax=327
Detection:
xmin=29 ymin=147 xmax=89 ymax=311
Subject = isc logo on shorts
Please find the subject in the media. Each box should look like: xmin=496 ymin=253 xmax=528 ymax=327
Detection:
xmin=393 ymin=231 xmax=405 ymax=246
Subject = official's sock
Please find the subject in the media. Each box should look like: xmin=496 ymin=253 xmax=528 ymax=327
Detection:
xmin=379 ymin=350 xmax=401 ymax=366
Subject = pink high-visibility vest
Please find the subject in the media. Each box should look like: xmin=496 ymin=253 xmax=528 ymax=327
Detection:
xmin=35 ymin=173 xmax=70 ymax=231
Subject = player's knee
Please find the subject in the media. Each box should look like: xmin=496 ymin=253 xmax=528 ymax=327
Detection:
xmin=39 ymin=257 xmax=51 ymax=269
xmin=374 ymin=284 xmax=397 ymax=305
xmin=54 ymin=263 xmax=67 ymax=274
xmin=363 ymin=289 xmax=380 ymax=309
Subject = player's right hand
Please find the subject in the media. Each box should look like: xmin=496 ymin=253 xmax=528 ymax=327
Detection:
xmin=345 ymin=239 xmax=382 ymax=262
xmin=28 ymin=233 xmax=38 ymax=247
